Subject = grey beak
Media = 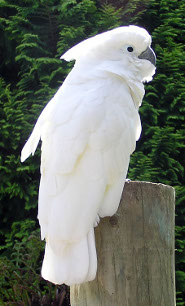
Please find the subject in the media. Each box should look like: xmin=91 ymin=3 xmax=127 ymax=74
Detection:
xmin=138 ymin=46 xmax=156 ymax=66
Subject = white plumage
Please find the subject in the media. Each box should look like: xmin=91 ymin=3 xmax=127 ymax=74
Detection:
xmin=21 ymin=25 xmax=156 ymax=285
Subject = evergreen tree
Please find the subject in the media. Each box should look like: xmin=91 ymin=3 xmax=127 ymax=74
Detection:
xmin=0 ymin=0 xmax=123 ymax=303
xmin=1 ymin=0 xmax=185 ymax=303
xmin=0 ymin=0 xmax=140 ymax=243
xmin=128 ymin=0 xmax=185 ymax=303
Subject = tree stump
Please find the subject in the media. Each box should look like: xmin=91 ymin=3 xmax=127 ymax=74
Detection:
xmin=70 ymin=181 xmax=176 ymax=306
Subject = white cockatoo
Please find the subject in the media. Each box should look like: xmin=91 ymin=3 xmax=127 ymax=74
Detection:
xmin=21 ymin=25 xmax=156 ymax=286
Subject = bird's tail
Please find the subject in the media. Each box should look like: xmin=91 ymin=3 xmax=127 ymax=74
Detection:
xmin=41 ymin=228 xmax=97 ymax=286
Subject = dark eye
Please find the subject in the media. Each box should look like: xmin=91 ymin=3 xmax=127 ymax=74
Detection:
xmin=127 ymin=46 xmax=134 ymax=52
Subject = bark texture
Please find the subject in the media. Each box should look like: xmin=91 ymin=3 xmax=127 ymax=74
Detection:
xmin=70 ymin=181 xmax=176 ymax=306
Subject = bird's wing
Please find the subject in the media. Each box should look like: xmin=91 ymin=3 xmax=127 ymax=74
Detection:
xmin=21 ymin=82 xmax=80 ymax=163
xmin=35 ymin=74 xmax=141 ymax=249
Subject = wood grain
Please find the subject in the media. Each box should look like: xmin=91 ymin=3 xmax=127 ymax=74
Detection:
xmin=70 ymin=181 xmax=176 ymax=306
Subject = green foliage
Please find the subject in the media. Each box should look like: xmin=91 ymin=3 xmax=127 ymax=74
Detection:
xmin=98 ymin=0 xmax=150 ymax=24
xmin=0 ymin=0 xmax=185 ymax=304
xmin=128 ymin=0 xmax=185 ymax=303
xmin=0 ymin=0 xmax=124 ymax=304
xmin=0 ymin=0 xmax=123 ymax=239
xmin=0 ymin=220 xmax=69 ymax=305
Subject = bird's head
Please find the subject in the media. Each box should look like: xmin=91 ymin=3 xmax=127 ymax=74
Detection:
xmin=61 ymin=25 xmax=156 ymax=83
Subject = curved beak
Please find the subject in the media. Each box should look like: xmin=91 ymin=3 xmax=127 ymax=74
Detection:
xmin=138 ymin=46 xmax=156 ymax=66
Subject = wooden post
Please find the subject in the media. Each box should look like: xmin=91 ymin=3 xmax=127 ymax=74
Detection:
xmin=70 ymin=181 xmax=176 ymax=306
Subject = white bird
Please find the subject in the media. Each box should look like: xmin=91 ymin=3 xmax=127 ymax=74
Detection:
xmin=21 ymin=25 xmax=156 ymax=285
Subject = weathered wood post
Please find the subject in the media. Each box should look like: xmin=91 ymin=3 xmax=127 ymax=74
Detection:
xmin=70 ymin=181 xmax=176 ymax=306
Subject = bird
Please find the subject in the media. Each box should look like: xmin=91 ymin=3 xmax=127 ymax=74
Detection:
xmin=21 ymin=25 xmax=156 ymax=286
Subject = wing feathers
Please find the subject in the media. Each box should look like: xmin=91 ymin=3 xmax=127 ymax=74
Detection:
xmin=21 ymin=121 xmax=41 ymax=162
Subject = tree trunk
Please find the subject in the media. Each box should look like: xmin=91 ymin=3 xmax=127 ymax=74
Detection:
xmin=70 ymin=181 xmax=176 ymax=306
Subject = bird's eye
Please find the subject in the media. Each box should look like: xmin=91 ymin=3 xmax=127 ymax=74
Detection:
xmin=127 ymin=46 xmax=134 ymax=52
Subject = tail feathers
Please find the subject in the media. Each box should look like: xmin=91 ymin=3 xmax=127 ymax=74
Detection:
xmin=86 ymin=228 xmax=97 ymax=279
xmin=41 ymin=228 xmax=97 ymax=286
xmin=21 ymin=125 xmax=41 ymax=162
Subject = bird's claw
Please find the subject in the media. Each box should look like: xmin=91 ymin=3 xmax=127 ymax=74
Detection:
xmin=94 ymin=214 xmax=100 ymax=227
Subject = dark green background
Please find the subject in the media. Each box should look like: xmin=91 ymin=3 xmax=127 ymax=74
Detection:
xmin=0 ymin=0 xmax=184 ymax=304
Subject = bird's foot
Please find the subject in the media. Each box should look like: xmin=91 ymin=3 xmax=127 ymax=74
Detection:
xmin=125 ymin=178 xmax=131 ymax=182
xmin=94 ymin=214 xmax=100 ymax=227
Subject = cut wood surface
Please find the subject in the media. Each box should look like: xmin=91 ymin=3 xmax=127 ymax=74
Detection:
xmin=70 ymin=181 xmax=176 ymax=306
